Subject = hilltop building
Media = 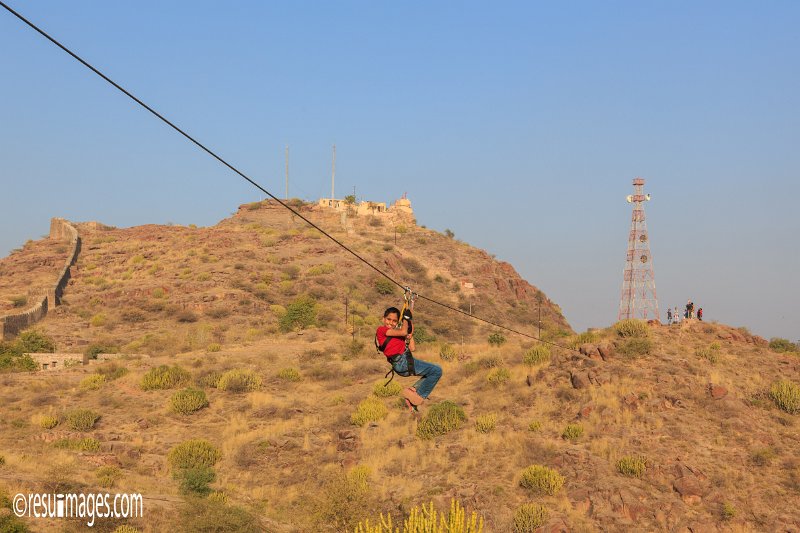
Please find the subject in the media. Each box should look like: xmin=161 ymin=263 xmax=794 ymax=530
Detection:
xmin=317 ymin=193 xmax=414 ymax=218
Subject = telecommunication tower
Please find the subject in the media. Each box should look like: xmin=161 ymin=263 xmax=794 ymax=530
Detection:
xmin=618 ymin=177 xmax=660 ymax=322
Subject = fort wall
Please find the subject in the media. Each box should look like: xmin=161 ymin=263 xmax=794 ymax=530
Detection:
xmin=0 ymin=218 xmax=81 ymax=340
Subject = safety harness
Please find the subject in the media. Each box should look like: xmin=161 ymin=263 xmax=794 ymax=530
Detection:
xmin=376 ymin=287 xmax=417 ymax=386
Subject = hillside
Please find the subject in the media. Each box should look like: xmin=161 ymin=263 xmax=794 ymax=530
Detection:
xmin=1 ymin=203 xmax=799 ymax=532
xmin=0 ymin=200 xmax=570 ymax=354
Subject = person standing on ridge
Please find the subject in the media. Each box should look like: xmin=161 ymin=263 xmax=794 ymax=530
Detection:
xmin=667 ymin=307 xmax=673 ymax=325
xmin=697 ymin=307 xmax=703 ymax=321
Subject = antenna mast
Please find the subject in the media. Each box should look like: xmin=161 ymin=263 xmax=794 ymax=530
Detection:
xmin=331 ymin=144 xmax=336 ymax=199
xmin=618 ymin=177 xmax=660 ymax=322
xmin=285 ymin=145 xmax=289 ymax=200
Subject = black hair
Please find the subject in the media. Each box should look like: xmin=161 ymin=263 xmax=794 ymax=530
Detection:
xmin=384 ymin=307 xmax=401 ymax=318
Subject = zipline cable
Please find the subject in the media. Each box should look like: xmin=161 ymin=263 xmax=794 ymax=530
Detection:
xmin=0 ymin=1 xmax=580 ymax=353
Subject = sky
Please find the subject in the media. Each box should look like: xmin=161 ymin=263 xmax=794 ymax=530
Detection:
xmin=1 ymin=1 xmax=798 ymax=342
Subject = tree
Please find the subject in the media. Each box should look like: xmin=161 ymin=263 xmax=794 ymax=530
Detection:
xmin=344 ymin=194 xmax=356 ymax=205
xmin=444 ymin=229 xmax=455 ymax=238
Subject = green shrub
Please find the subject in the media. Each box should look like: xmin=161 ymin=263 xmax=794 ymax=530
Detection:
xmin=343 ymin=339 xmax=365 ymax=360
xmin=614 ymin=319 xmax=649 ymax=338
xmin=413 ymin=326 xmax=436 ymax=344
xmin=96 ymin=466 xmax=122 ymax=488
xmin=696 ymin=345 xmax=720 ymax=364
xmin=85 ymin=343 xmax=118 ymax=360
xmin=519 ymin=465 xmax=565 ymax=495
xmin=351 ymin=397 xmax=388 ymax=427
xmin=769 ymin=338 xmax=798 ymax=353
xmin=0 ymin=455 xmax=5 ymax=466
xmin=197 ymin=370 xmax=222 ymax=389
xmin=307 ymin=263 xmax=334 ymax=276
xmin=175 ymin=466 xmax=216 ymax=496
xmin=770 ymin=380 xmax=800 ymax=414
xmin=207 ymin=342 xmax=222 ymax=352
xmin=218 ymin=369 xmax=262 ymax=392
xmin=54 ymin=437 xmax=101 ymax=452
xmin=417 ymin=400 xmax=467 ymax=439
xmin=179 ymin=497 xmax=260 ymax=533
xmin=96 ymin=363 xmax=128 ymax=381
xmin=570 ymin=330 xmax=599 ymax=348
xmin=16 ymin=329 xmax=55 ymax=353
xmin=170 ymin=388 xmax=209 ymax=415
xmin=65 ymin=409 xmax=100 ymax=431
xmin=279 ymin=294 xmax=317 ymax=332
xmin=79 ymin=374 xmax=106 ymax=391
xmin=11 ymin=295 xmax=28 ymax=308
xmin=475 ymin=414 xmax=497 ymax=433
xmin=721 ymin=502 xmax=737 ymax=521
xmin=373 ymin=380 xmax=402 ymax=398
xmin=38 ymin=414 xmax=59 ymax=429
xmin=374 ymin=278 xmax=395 ymax=295
xmin=0 ymin=351 xmax=38 ymax=372
xmin=618 ymin=337 xmax=652 ymax=358
xmin=616 ymin=455 xmax=647 ymax=477
xmin=314 ymin=465 xmax=373 ymax=531
xmin=167 ymin=439 xmax=221 ymax=470
xmin=439 ymin=343 xmax=457 ymax=361
xmin=277 ymin=367 xmax=302 ymax=382
xmin=522 ymin=345 xmax=551 ymax=367
xmin=141 ymin=365 xmax=191 ymax=391
xmin=528 ymin=421 xmax=542 ymax=432
xmin=513 ymin=503 xmax=549 ymax=533
xmin=488 ymin=332 xmax=507 ymax=346
xmin=90 ymin=313 xmax=107 ymax=327
xmin=561 ymin=423 xmax=584 ymax=441
xmin=487 ymin=367 xmax=511 ymax=386
xmin=750 ymin=447 xmax=776 ymax=466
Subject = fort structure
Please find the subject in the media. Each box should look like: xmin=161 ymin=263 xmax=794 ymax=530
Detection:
xmin=317 ymin=194 xmax=414 ymax=219
xmin=0 ymin=218 xmax=81 ymax=340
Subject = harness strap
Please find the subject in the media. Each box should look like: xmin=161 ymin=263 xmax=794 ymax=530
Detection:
xmin=382 ymin=351 xmax=416 ymax=387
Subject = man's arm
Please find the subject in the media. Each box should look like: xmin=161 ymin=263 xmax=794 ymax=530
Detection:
xmin=383 ymin=321 xmax=409 ymax=337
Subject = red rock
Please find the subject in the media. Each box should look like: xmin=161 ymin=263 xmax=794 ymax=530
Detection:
xmin=597 ymin=343 xmax=615 ymax=360
xmin=578 ymin=404 xmax=594 ymax=418
xmin=708 ymin=384 xmax=728 ymax=399
xmin=673 ymin=476 xmax=706 ymax=505
xmin=571 ymin=371 xmax=590 ymax=389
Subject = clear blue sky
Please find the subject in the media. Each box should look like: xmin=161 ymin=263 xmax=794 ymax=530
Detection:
xmin=1 ymin=1 xmax=798 ymax=342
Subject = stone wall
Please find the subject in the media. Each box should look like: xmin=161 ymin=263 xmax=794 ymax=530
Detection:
xmin=28 ymin=352 xmax=87 ymax=371
xmin=0 ymin=218 xmax=81 ymax=340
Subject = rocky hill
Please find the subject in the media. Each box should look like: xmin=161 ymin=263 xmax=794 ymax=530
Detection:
xmin=0 ymin=202 xmax=799 ymax=533
xmin=0 ymin=200 xmax=570 ymax=354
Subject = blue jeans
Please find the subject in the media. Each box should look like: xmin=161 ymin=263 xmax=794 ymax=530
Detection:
xmin=390 ymin=350 xmax=442 ymax=399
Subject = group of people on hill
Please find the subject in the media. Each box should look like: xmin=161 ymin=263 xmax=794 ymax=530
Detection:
xmin=666 ymin=299 xmax=703 ymax=325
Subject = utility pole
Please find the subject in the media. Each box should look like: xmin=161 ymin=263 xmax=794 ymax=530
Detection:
xmin=536 ymin=291 xmax=543 ymax=338
xmin=285 ymin=145 xmax=289 ymax=200
xmin=331 ymin=144 xmax=336 ymax=200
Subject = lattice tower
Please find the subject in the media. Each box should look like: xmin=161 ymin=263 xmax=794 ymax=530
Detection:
xmin=618 ymin=177 xmax=660 ymax=321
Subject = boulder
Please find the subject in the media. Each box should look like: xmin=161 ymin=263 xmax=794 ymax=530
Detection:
xmin=598 ymin=343 xmax=615 ymax=361
xmin=708 ymin=383 xmax=728 ymax=399
xmin=571 ymin=370 xmax=590 ymax=389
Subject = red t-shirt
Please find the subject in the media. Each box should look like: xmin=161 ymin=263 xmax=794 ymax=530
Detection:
xmin=375 ymin=326 xmax=406 ymax=357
